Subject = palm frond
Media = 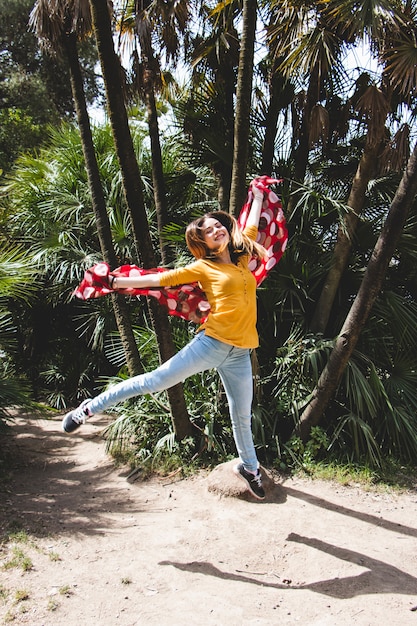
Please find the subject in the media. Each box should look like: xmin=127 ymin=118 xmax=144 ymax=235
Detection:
xmin=373 ymin=291 xmax=417 ymax=347
xmin=330 ymin=412 xmax=382 ymax=466
xmin=379 ymin=124 xmax=410 ymax=173
xmin=309 ymin=104 xmax=329 ymax=148
xmin=355 ymin=85 xmax=389 ymax=146
xmin=0 ymin=247 xmax=38 ymax=301
xmin=383 ymin=34 xmax=417 ymax=100
xmin=0 ymin=373 xmax=33 ymax=419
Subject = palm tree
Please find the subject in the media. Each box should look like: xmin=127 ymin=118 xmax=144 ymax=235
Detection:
xmin=116 ymin=0 xmax=189 ymax=264
xmin=88 ymin=0 xmax=192 ymax=439
xmin=258 ymin=56 xmax=294 ymax=176
xmin=229 ymin=0 xmax=258 ymax=216
xmin=29 ymin=0 xmax=143 ymax=376
xmin=1 ymin=126 xmax=134 ymax=407
xmin=181 ymin=0 xmax=241 ymax=208
xmin=310 ymin=0 xmax=417 ymax=333
xmin=266 ymin=0 xmax=345 ymax=185
xmin=266 ymin=0 xmax=416 ymax=335
xmin=297 ymin=139 xmax=417 ymax=441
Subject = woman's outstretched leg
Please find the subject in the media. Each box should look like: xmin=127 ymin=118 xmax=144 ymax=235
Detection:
xmin=62 ymin=333 xmax=231 ymax=433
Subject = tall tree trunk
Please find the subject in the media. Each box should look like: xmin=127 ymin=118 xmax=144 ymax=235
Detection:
xmin=229 ymin=0 xmax=257 ymax=216
xmin=309 ymin=141 xmax=379 ymax=334
xmin=283 ymin=63 xmax=321 ymax=230
xmin=261 ymin=70 xmax=281 ymax=175
xmin=62 ymin=29 xmax=142 ymax=376
xmin=143 ymin=64 xmax=171 ymax=266
xmin=88 ymin=0 xmax=192 ymax=439
xmin=310 ymin=84 xmax=391 ymax=335
xmin=214 ymin=62 xmax=236 ymax=210
xmin=293 ymin=64 xmax=319 ymax=184
xmin=297 ymin=140 xmax=417 ymax=441
xmin=216 ymin=170 xmax=232 ymax=212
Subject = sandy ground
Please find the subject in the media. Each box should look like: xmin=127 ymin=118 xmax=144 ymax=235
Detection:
xmin=1 ymin=414 xmax=417 ymax=626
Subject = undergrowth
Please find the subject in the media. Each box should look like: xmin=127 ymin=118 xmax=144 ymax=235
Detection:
xmin=102 ymin=401 xmax=416 ymax=492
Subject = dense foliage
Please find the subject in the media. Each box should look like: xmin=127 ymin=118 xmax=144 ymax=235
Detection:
xmin=1 ymin=0 xmax=417 ymax=472
xmin=0 ymin=0 xmax=101 ymax=173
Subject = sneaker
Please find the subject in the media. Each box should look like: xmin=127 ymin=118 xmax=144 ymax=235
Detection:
xmin=233 ymin=463 xmax=265 ymax=500
xmin=62 ymin=399 xmax=92 ymax=433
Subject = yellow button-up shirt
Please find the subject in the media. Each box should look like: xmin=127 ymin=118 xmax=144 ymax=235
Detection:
xmin=159 ymin=226 xmax=259 ymax=349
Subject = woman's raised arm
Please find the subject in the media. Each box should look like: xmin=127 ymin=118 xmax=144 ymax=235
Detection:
xmin=243 ymin=181 xmax=264 ymax=229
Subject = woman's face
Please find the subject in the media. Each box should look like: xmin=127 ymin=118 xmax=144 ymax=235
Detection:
xmin=201 ymin=217 xmax=230 ymax=251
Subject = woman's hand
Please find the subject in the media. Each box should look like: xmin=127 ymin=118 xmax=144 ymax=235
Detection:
xmin=251 ymin=181 xmax=264 ymax=202
xmin=244 ymin=179 xmax=265 ymax=228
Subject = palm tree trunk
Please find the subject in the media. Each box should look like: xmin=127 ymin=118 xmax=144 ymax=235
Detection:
xmin=88 ymin=0 xmax=192 ymax=439
xmin=297 ymin=140 xmax=417 ymax=441
xmin=61 ymin=29 xmax=143 ymax=376
xmin=284 ymin=64 xmax=320 ymax=221
xmin=261 ymin=69 xmax=281 ymax=175
xmin=293 ymin=64 xmax=319 ymax=183
xmin=143 ymin=66 xmax=171 ymax=265
xmin=310 ymin=81 xmax=392 ymax=335
xmin=310 ymin=142 xmax=378 ymax=334
xmin=229 ymin=0 xmax=257 ymax=216
xmin=216 ymin=63 xmax=235 ymax=211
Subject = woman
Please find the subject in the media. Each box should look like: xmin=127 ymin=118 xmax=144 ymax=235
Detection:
xmin=63 ymin=184 xmax=267 ymax=500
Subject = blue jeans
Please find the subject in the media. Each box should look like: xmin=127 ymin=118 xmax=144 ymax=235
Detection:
xmin=88 ymin=332 xmax=259 ymax=472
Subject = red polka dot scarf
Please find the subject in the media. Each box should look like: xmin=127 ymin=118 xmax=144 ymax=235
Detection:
xmin=74 ymin=176 xmax=288 ymax=323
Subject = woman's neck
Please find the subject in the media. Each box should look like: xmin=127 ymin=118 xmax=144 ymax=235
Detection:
xmin=207 ymin=247 xmax=233 ymax=264
xmin=218 ymin=248 xmax=233 ymax=264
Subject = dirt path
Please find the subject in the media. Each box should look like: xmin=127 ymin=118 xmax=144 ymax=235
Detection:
xmin=1 ymin=414 xmax=417 ymax=626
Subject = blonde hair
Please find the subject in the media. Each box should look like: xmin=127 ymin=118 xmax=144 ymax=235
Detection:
xmin=185 ymin=211 xmax=267 ymax=262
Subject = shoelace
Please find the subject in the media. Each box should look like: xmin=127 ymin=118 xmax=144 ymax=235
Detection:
xmin=72 ymin=406 xmax=88 ymax=424
xmin=251 ymin=472 xmax=263 ymax=487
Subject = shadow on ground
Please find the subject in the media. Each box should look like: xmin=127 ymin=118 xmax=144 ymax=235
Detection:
xmin=0 ymin=416 xmax=146 ymax=539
